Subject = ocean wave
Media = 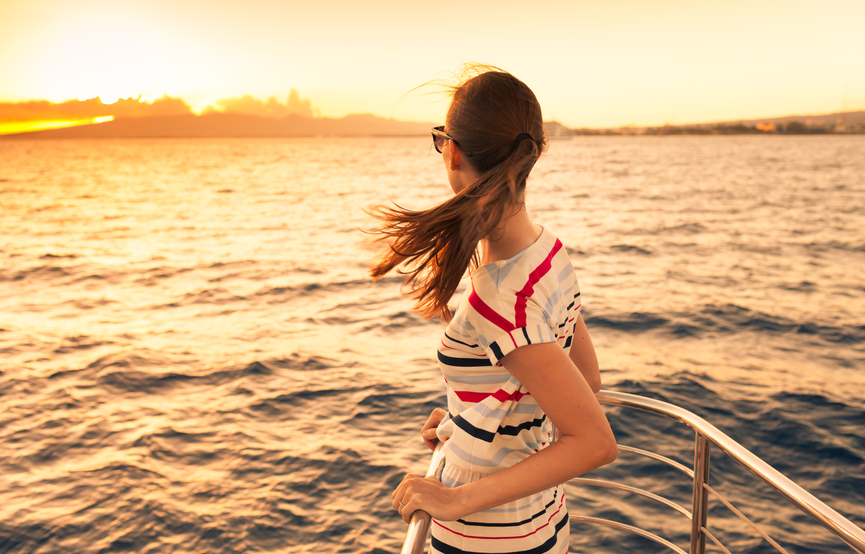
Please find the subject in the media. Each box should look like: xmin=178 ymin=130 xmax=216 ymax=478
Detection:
xmin=802 ymin=241 xmax=865 ymax=254
xmin=779 ymin=280 xmax=818 ymax=292
xmin=360 ymin=310 xmax=431 ymax=332
xmin=52 ymin=336 xmax=114 ymax=355
xmin=658 ymin=222 xmax=708 ymax=234
xmin=158 ymin=287 xmax=247 ymax=308
xmin=0 ymin=265 xmax=75 ymax=282
xmin=58 ymin=354 xmax=345 ymax=395
xmin=65 ymin=298 xmax=117 ymax=310
xmin=254 ymin=275 xmax=403 ymax=302
xmin=247 ymin=386 xmax=376 ymax=420
xmin=610 ymin=244 xmax=653 ymax=255
xmin=586 ymin=304 xmax=865 ymax=344
xmin=98 ymin=369 xmax=201 ymax=394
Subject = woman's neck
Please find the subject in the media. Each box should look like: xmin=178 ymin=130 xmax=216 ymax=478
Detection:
xmin=480 ymin=205 xmax=543 ymax=265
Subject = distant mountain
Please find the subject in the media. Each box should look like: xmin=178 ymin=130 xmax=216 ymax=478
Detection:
xmin=564 ymin=110 xmax=865 ymax=135
xmin=543 ymin=120 xmax=573 ymax=138
xmin=639 ymin=110 xmax=865 ymax=135
xmin=711 ymin=110 xmax=865 ymax=128
xmin=3 ymin=113 xmax=585 ymax=140
xmin=7 ymin=109 xmax=860 ymax=139
xmin=0 ymin=112 xmax=434 ymax=139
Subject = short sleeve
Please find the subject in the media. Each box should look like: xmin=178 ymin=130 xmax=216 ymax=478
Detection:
xmin=466 ymin=283 xmax=558 ymax=366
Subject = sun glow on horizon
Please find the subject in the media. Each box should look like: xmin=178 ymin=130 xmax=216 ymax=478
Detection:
xmin=0 ymin=116 xmax=115 ymax=135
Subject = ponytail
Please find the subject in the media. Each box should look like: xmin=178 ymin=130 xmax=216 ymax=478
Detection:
xmin=370 ymin=67 xmax=547 ymax=321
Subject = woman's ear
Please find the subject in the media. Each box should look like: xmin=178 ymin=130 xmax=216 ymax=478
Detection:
xmin=447 ymin=142 xmax=462 ymax=172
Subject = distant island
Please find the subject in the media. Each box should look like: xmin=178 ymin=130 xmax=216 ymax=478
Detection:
xmin=550 ymin=110 xmax=865 ymax=136
xmin=1 ymin=110 xmax=863 ymax=139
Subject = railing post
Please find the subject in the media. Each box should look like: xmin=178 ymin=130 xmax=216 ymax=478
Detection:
xmin=690 ymin=433 xmax=710 ymax=554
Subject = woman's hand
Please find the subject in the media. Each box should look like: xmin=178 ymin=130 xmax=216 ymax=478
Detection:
xmin=392 ymin=473 xmax=464 ymax=523
xmin=420 ymin=408 xmax=447 ymax=451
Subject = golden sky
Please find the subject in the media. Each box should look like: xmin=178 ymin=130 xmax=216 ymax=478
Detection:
xmin=1 ymin=0 xmax=864 ymax=128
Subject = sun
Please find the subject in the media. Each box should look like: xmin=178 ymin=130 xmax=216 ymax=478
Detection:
xmin=26 ymin=11 xmax=191 ymax=103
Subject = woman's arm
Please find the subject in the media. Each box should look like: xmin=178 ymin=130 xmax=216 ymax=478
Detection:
xmin=392 ymin=342 xmax=617 ymax=522
xmin=569 ymin=313 xmax=601 ymax=393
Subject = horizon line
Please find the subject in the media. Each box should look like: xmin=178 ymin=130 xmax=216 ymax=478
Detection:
xmin=3 ymin=110 xmax=864 ymax=139
xmin=2 ymin=93 xmax=864 ymax=134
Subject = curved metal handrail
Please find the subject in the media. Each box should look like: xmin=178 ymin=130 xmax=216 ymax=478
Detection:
xmin=400 ymin=391 xmax=865 ymax=554
xmin=596 ymin=390 xmax=865 ymax=553
xmin=570 ymin=515 xmax=688 ymax=554
xmin=400 ymin=442 xmax=445 ymax=554
xmin=616 ymin=443 xmax=694 ymax=478
xmin=569 ymin=477 xmax=692 ymax=519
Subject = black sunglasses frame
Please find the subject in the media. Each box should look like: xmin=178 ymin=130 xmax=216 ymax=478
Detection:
xmin=431 ymin=126 xmax=473 ymax=156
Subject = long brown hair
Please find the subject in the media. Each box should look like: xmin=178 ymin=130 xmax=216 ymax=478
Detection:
xmin=370 ymin=65 xmax=548 ymax=320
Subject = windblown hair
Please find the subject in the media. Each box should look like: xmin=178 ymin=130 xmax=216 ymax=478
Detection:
xmin=370 ymin=65 xmax=549 ymax=320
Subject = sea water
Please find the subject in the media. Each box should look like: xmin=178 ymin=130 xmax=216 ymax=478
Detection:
xmin=0 ymin=135 xmax=863 ymax=553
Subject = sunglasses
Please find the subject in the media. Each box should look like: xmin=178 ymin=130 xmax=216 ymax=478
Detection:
xmin=431 ymin=126 xmax=473 ymax=156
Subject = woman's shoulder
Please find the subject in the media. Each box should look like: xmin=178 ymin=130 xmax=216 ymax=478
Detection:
xmin=473 ymin=228 xmax=572 ymax=291
xmin=463 ymin=232 xmax=575 ymax=334
xmin=454 ymin=228 xmax=578 ymax=364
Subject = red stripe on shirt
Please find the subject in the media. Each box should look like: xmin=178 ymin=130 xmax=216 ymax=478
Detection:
xmin=468 ymin=282 xmax=518 ymax=349
xmin=433 ymin=491 xmax=565 ymax=540
xmin=514 ymin=239 xmax=563 ymax=328
xmin=492 ymin=388 xmax=529 ymax=402
xmin=452 ymin=388 xmax=530 ymax=404
xmin=468 ymin=282 xmax=515 ymax=333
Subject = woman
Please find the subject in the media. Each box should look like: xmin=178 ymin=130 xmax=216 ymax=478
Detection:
xmin=371 ymin=66 xmax=617 ymax=554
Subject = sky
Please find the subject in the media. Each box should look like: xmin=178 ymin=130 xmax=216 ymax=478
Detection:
xmin=1 ymin=0 xmax=864 ymax=128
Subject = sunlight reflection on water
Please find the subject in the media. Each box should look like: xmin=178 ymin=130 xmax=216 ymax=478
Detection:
xmin=0 ymin=136 xmax=863 ymax=552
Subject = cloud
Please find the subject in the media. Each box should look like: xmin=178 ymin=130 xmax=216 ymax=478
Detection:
xmin=0 ymin=89 xmax=318 ymax=127
xmin=0 ymin=95 xmax=193 ymax=122
xmin=204 ymin=88 xmax=318 ymax=119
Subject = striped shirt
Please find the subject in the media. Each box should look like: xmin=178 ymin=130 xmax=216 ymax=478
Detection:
xmin=436 ymin=227 xmax=581 ymax=474
xmin=432 ymin=227 xmax=579 ymax=553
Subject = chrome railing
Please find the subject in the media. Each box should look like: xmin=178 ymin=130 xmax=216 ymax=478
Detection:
xmin=400 ymin=442 xmax=445 ymax=554
xmin=400 ymin=390 xmax=865 ymax=554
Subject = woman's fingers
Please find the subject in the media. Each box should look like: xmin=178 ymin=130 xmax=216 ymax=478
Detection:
xmin=422 ymin=432 xmax=439 ymax=451
xmin=394 ymin=475 xmax=422 ymax=523
xmin=392 ymin=474 xmax=423 ymax=522
xmin=391 ymin=473 xmax=417 ymax=506
xmin=392 ymin=474 xmax=457 ymax=524
xmin=421 ymin=408 xmax=446 ymax=433
xmin=420 ymin=408 xmax=447 ymax=450
xmin=400 ymin=498 xmax=415 ymax=523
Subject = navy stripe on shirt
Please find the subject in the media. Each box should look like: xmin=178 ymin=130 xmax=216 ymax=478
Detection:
xmin=451 ymin=414 xmax=547 ymax=444
xmin=457 ymin=490 xmax=558 ymax=527
xmin=431 ymin=510 xmax=568 ymax=554
xmin=438 ymin=351 xmax=494 ymax=368
xmin=444 ymin=331 xmax=480 ymax=349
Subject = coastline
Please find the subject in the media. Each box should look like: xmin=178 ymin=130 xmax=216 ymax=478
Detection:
xmin=2 ymin=110 xmax=863 ymax=139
